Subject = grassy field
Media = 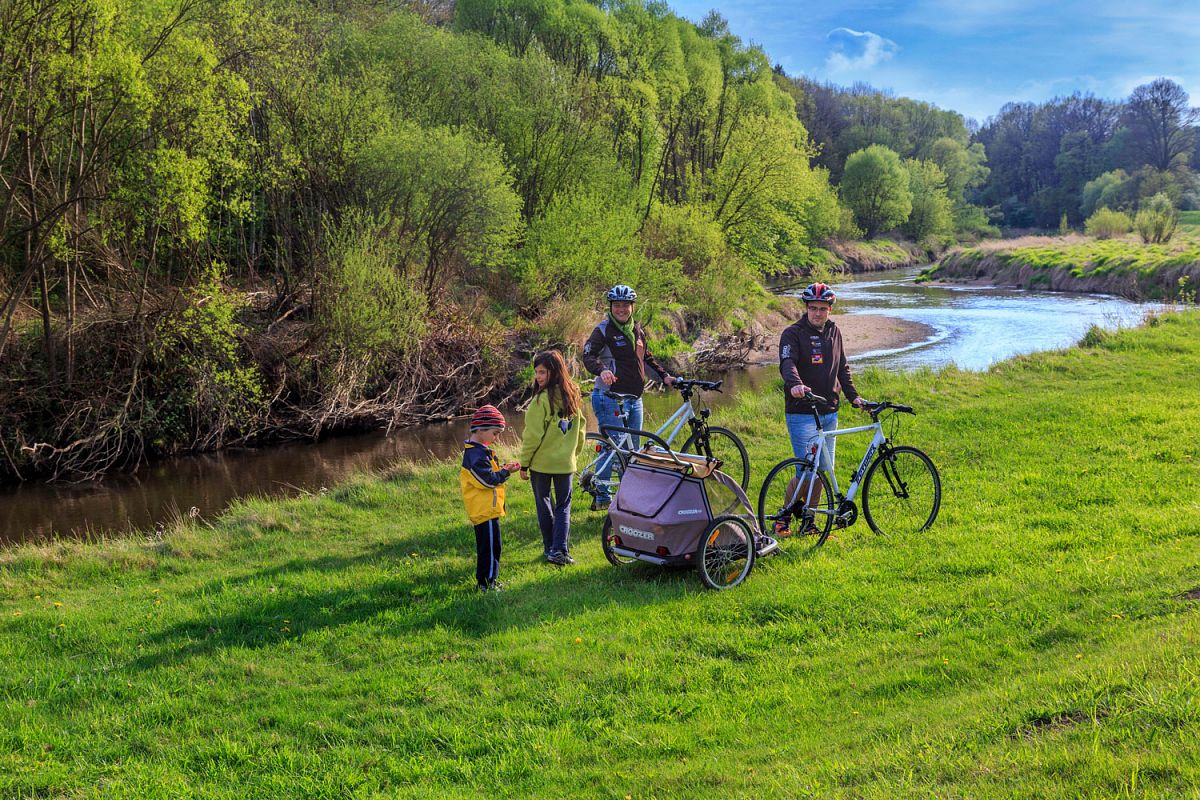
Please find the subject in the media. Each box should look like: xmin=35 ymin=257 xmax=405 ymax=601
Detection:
xmin=3 ymin=312 xmax=1200 ymax=798
xmin=929 ymin=213 xmax=1200 ymax=300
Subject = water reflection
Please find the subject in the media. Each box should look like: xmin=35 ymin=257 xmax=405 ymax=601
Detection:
xmin=0 ymin=369 xmax=777 ymax=543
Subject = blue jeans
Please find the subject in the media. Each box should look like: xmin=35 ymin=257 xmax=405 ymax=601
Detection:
xmin=530 ymin=471 xmax=573 ymax=556
xmin=785 ymin=411 xmax=838 ymax=477
xmin=591 ymin=389 xmax=642 ymax=502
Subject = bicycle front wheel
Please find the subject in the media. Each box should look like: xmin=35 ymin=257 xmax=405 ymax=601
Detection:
xmin=682 ymin=426 xmax=749 ymax=490
xmin=862 ymin=445 xmax=941 ymax=537
xmin=757 ymin=457 xmax=834 ymax=548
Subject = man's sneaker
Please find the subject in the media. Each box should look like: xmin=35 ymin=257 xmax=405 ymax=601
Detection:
xmin=547 ymin=552 xmax=576 ymax=566
xmin=487 ymin=581 xmax=506 ymax=592
xmin=590 ymin=498 xmax=611 ymax=512
xmin=773 ymin=518 xmax=793 ymax=538
xmin=477 ymin=583 xmax=490 ymax=593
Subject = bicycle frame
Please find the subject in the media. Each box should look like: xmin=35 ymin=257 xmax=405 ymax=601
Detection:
xmin=798 ymin=415 xmax=888 ymax=506
xmin=590 ymin=394 xmax=696 ymax=474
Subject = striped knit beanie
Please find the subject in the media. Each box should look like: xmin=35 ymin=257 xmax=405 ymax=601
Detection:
xmin=470 ymin=405 xmax=506 ymax=432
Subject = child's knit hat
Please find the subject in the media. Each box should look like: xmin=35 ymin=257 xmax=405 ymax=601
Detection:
xmin=470 ymin=405 xmax=506 ymax=432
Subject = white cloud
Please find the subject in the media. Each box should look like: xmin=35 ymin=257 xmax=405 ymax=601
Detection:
xmin=825 ymin=28 xmax=899 ymax=72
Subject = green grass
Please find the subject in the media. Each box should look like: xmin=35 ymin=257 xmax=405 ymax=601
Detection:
xmin=934 ymin=224 xmax=1200 ymax=301
xmin=4 ymin=312 xmax=1200 ymax=797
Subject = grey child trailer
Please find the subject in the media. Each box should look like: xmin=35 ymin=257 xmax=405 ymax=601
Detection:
xmin=599 ymin=426 xmax=777 ymax=590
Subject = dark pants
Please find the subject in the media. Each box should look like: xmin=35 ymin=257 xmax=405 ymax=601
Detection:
xmin=530 ymin=471 xmax=573 ymax=555
xmin=473 ymin=518 xmax=501 ymax=587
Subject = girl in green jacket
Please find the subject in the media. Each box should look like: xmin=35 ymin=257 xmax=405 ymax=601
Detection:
xmin=519 ymin=350 xmax=587 ymax=565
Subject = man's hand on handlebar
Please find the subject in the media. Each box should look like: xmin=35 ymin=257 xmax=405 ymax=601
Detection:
xmin=663 ymin=375 xmax=676 ymax=388
xmin=600 ymin=369 xmax=616 ymax=386
xmin=789 ymin=384 xmax=810 ymax=399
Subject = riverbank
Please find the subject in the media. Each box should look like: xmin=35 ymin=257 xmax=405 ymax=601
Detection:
xmin=4 ymin=310 xmax=1199 ymax=796
xmin=929 ymin=233 xmax=1200 ymax=301
xmin=746 ymin=310 xmax=935 ymax=366
xmin=825 ymin=237 xmax=932 ymax=273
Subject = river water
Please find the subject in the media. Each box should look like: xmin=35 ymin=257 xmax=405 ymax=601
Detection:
xmin=0 ymin=268 xmax=1162 ymax=544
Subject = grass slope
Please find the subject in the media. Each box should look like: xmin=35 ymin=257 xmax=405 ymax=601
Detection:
xmin=3 ymin=313 xmax=1200 ymax=798
xmin=932 ymin=216 xmax=1200 ymax=300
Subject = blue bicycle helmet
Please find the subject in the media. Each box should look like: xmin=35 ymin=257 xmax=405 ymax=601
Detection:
xmin=606 ymin=284 xmax=637 ymax=302
xmin=800 ymin=282 xmax=835 ymax=304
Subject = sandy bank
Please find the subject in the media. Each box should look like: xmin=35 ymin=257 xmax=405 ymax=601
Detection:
xmin=747 ymin=312 xmax=935 ymax=365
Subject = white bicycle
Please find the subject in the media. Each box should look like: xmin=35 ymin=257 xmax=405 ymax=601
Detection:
xmin=578 ymin=379 xmax=750 ymax=504
xmin=756 ymin=394 xmax=941 ymax=547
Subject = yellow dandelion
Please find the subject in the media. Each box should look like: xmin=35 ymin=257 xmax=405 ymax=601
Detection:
xmin=57 ymin=623 xmax=65 ymax=629
xmin=12 ymin=610 xmax=21 ymax=616
xmin=53 ymin=602 xmax=63 ymax=608
xmin=574 ymin=637 xmax=582 ymax=644
xmin=1075 ymin=653 xmax=1083 ymax=660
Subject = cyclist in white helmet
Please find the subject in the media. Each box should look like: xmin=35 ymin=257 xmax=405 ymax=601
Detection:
xmin=581 ymin=284 xmax=676 ymax=510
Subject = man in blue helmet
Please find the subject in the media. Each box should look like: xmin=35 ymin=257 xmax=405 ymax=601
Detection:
xmin=582 ymin=284 xmax=675 ymax=510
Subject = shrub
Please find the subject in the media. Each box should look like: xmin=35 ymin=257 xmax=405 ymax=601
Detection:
xmin=1134 ymin=193 xmax=1179 ymax=244
xmin=1084 ymin=208 xmax=1133 ymax=239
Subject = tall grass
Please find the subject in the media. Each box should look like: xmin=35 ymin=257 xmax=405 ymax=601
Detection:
xmin=2 ymin=312 xmax=1200 ymax=797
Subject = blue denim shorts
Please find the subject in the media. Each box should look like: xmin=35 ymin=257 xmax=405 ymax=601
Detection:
xmin=785 ymin=411 xmax=838 ymax=474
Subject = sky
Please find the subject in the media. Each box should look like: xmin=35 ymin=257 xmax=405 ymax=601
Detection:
xmin=666 ymin=0 xmax=1200 ymax=123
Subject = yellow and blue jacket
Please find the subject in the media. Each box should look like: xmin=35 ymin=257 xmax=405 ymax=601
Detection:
xmin=459 ymin=441 xmax=511 ymax=525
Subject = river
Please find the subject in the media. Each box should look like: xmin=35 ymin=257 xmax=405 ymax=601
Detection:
xmin=0 ymin=267 xmax=1163 ymax=544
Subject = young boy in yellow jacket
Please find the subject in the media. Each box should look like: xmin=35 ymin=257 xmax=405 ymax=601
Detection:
xmin=460 ymin=405 xmax=520 ymax=592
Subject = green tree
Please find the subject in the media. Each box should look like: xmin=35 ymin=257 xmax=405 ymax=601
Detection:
xmin=840 ymin=145 xmax=912 ymax=238
xmin=355 ymin=123 xmax=522 ymax=302
xmin=901 ymin=159 xmax=954 ymax=241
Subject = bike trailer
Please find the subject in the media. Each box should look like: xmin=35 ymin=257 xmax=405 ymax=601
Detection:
xmin=600 ymin=427 xmax=775 ymax=590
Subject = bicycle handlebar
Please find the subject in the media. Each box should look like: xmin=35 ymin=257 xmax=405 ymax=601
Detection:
xmin=863 ymin=401 xmax=915 ymax=419
xmin=673 ymin=378 xmax=723 ymax=393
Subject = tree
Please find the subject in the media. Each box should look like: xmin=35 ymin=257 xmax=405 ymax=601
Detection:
xmin=1124 ymin=79 xmax=1199 ymax=172
xmin=902 ymin=159 xmax=954 ymax=241
xmin=840 ymin=145 xmax=912 ymax=237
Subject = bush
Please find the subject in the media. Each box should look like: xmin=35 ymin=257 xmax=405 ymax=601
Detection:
xmin=1134 ymin=193 xmax=1179 ymax=244
xmin=318 ymin=212 xmax=427 ymax=371
xmin=1084 ymin=208 xmax=1133 ymax=239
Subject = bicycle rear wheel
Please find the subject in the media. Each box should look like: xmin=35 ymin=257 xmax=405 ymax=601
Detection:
xmin=756 ymin=457 xmax=834 ymax=548
xmin=580 ymin=433 xmax=628 ymax=504
xmin=861 ymin=445 xmax=941 ymax=537
xmin=682 ymin=425 xmax=750 ymax=490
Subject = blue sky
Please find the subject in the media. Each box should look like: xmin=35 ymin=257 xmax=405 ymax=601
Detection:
xmin=666 ymin=0 xmax=1200 ymax=123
